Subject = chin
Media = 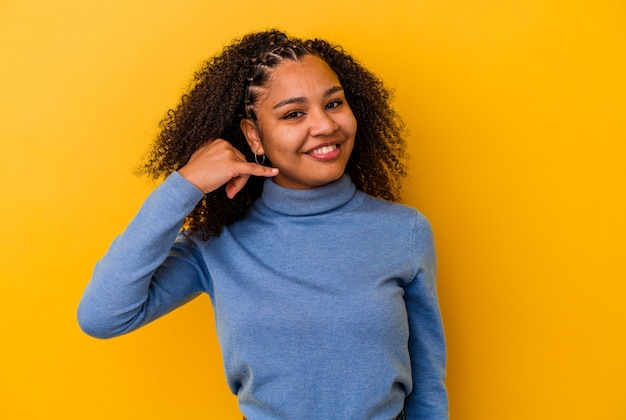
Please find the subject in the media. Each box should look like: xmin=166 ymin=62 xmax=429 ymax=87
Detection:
xmin=314 ymin=171 xmax=345 ymax=187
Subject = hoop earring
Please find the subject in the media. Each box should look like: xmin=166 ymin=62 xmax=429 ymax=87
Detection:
xmin=254 ymin=153 xmax=266 ymax=165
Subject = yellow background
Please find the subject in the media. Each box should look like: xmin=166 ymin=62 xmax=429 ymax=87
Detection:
xmin=1 ymin=0 xmax=625 ymax=418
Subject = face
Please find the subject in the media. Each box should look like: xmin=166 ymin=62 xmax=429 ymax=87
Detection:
xmin=241 ymin=55 xmax=357 ymax=190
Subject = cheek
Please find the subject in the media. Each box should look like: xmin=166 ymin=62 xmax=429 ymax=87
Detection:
xmin=340 ymin=112 xmax=357 ymax=136
xmin=350 ymin=119 xmax=358 ymax=137
xmin=342 ymin=115 xmax=357 ymax=155
xmin=264 ymin=127 xmax=304 ymax=156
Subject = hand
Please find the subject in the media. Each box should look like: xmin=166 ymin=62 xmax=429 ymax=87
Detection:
xmin=177 ymin=139 xmax=278 ymax=198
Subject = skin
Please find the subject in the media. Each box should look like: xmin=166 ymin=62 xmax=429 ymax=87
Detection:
xmin=241 ymin=55 xmax=357 ymax=190
xmin=179 ymin=54 xmax=357 ymax=197
xmin=178 ymin=138 xmax=278 ymax=198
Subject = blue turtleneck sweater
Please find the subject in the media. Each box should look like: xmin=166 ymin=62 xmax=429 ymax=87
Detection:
xmin=78 ymin=172 xmax=448 ymax=419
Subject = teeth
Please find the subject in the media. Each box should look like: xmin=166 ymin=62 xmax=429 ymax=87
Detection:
xmin=309 ymin=144 xmax=337 ymax=155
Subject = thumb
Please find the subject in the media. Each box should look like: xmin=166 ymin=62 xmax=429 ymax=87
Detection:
xmin=226 ymin=164 xmax=279 ymax=199
xmin=225 ymin=175 xmax=250 ymax=199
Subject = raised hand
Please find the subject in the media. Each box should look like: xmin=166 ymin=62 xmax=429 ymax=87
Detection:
xmin=178 ymin=139 xmax=278 ymax=198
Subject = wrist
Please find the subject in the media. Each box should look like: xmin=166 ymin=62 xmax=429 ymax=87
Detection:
xmin=176 ymin=168 xmax=207 ymax=194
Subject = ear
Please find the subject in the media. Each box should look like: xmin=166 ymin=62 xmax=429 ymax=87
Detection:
xmin=240 ymin=118 xmax=265 ymax=156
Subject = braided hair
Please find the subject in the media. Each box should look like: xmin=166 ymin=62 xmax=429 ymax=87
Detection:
xmin=140 ymin=29 xmax=407 ymax=239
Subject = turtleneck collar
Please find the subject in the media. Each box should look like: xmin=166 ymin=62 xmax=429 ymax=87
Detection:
xmin=258 ymin=174 xmax=357 ymax=216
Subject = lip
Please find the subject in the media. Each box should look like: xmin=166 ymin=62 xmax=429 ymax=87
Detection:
xmin=303 ymin=141 xmax=343 ymax=160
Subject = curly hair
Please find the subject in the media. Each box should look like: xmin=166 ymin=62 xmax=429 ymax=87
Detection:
xmin=139 ymin=29 xmax=407 ymax=239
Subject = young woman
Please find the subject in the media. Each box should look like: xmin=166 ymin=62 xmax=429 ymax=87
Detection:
xmin=78 ymin=29 xmax=448 ymax=419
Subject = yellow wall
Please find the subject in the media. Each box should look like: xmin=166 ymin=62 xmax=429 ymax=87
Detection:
xmin=1 ymin=1 xmax=624 ymax=418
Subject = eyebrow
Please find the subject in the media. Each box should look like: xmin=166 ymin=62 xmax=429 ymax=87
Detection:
xmin=272 ymin=85 xmax=344 ymax=109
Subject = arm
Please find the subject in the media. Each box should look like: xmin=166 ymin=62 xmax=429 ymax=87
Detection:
xmin=404 ymin=214 xmax=448 ymax=419
xmin=77 ymin=139 xmax=279 ymax=339
xmin=77 ymin=172 xmax=207 ymax=338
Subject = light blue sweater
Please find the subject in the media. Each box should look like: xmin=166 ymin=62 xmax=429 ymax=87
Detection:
xmin=78 ymin=172 xmax=448 ymax=419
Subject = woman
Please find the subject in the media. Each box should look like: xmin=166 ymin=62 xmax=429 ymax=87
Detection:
xmin=78 ymin=29 xmax=448 ymax=419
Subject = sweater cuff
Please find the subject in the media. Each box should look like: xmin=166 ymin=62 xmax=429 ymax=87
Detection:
xmin=149 ymin=171 xmax=206 ymax=217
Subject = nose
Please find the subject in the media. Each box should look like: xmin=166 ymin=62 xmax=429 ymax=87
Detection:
xmin=309 ymin=109 xmax=339 ymax=137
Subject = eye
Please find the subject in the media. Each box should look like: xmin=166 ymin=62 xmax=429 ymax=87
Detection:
xmin=282 ymin=111 xmax=305 ymax=120
xmin=326 ymin=99 xmax=343 ymax=110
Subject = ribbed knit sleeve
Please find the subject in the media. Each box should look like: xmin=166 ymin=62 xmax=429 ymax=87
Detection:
xmin=404 ymin=213 xmax=448 ymax=419
xmin=77 ymin=172 xmax=208 ymax=339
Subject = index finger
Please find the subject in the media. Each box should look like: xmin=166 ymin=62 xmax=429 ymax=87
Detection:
xmin=237 ymin=162 xmax=279 ymax=178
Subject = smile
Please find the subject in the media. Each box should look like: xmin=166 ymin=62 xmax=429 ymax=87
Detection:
xmin=304 ymin=143 xmax=342 ymax=161
xmin=306 ymin=143 xmax=338 ymax=156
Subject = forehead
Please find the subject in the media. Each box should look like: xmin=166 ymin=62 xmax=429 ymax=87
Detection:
xmin=264 ymin=55 xmax=341 ymax=95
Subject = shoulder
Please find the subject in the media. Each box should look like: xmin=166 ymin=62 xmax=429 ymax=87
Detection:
xmin=356 ymin=190 xmax=430 ymax=227
xmin=353 ymin=191 xmax=436 ymax=279
xmin=352 ymin=191 xmax=434 ymax=248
